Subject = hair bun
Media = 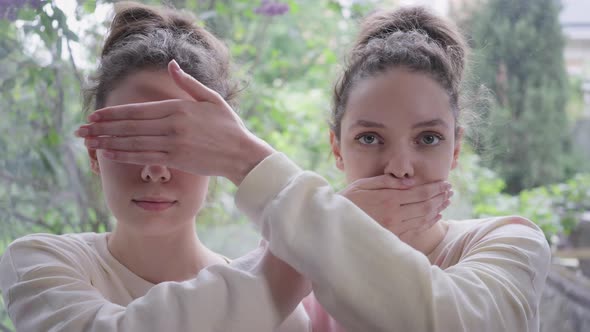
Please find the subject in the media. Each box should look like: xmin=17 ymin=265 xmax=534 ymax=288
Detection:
xmin=354 ymin=6 xmax=466 ymax=77
xmin=102 ymin=1 xmax=208 ymax=57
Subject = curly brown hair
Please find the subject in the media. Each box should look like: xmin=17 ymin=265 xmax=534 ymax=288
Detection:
xmin=83 ymin=1 xmax=239 ymax=113
xmin=331 ymin=6 xmax=468 ymax=139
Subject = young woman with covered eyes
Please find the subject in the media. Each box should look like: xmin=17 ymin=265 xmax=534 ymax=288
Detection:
xmin=0 ymin=2 xmax=311 ymax=331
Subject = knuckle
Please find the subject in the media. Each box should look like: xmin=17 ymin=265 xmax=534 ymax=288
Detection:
xmin=170 ymin=122 xmax=186 ymax=136
xmin=177 ymin=104 xmax=192 ymax=117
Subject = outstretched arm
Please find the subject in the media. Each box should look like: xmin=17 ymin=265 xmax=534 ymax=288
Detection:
xmin=236 ymin=153 xmax=551 ymax=332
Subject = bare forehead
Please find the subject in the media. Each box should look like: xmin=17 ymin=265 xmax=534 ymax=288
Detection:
xmin=344 ymin=67 xmax=453 ymax=125
xmin=105 ymin=69 xmax=192 ymax=107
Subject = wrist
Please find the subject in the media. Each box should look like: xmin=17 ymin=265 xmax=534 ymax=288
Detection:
xmin=227 ymin=133 xmax=275 ymax=186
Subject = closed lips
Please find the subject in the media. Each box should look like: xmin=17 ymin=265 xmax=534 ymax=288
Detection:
xmin=133 ymin=197 xmax=176 ymax=203
xmin=132 ymin=198 xmax=177 ymax=211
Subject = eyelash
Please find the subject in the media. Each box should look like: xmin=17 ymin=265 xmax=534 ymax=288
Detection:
xmin=354 ymin=133 xmax=383 ymax=145
xmin=354 ymin=132 xmax=445 ymax=146
xmin=415 ymin=132 xmax=445 ymax=146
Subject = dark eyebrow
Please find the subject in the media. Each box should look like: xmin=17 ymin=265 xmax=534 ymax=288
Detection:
xmin=412 ymin=118 xmax=449 ymax=129
xmin=349 ymin=119 xmax=386 ymax=130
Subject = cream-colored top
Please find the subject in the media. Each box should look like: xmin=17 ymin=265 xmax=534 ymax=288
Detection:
xmin=236 ymin=153 xmax=552 ymax=332
xmin=0 ymin=232 xmax=310 ymax=331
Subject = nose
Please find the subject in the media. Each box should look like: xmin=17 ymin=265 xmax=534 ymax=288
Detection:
xmin=384 ymin=149 xmax=415 ymax=180
xmin=141 ymin=165 xmax=171 ymax=183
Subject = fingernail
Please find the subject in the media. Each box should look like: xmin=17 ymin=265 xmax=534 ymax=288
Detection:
xmin=103 ymin=151 xmax=115 ymax=159
xmin=77 ymin=128 xmax=88 ymax=137
xmin=448 ymin=190 xmax=455 ymax=198
xmin=170 ymin=59 xmax=182 ymax=73
xmin=88 ymin=113 xmax=100 ymax=122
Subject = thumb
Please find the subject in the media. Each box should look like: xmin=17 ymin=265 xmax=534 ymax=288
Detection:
xmin=168 ymin=59 xmax=223 ymax=104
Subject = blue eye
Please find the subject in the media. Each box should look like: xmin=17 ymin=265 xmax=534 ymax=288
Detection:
xmin=356 ymin=134 xmax=381 ymax=145
xmin=418 ymin=133 xmax=444 ymax=145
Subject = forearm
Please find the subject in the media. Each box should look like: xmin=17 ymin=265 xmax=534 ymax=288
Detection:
xmin=236 ymin=153 xmax=436 ymax=331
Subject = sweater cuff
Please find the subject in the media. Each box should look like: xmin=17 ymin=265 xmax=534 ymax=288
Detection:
xmin=235 ymin=153 xmax=302 ymax=228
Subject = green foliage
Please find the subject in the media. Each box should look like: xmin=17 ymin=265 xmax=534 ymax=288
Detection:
xmin=0 ymin=0 xmax=113 ymax=250
xmin=469 ymin=0 xmax=573 ymax=194
xmin=453 ymin=151 xmax=590 ymax=244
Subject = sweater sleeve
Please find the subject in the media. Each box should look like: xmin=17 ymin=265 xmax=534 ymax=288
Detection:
xmin=235 ymin=153 xmax=552 ymax=332
xmin=0 ymin=234 xmax=307 ymax=332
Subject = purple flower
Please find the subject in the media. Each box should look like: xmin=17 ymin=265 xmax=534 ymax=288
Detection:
xmin=254 ymin=0 xmax=289 ymax=17
xmin=0 ymin=0 xmax=43 ymax=21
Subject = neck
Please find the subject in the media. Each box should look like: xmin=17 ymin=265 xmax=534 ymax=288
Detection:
xmin=399 ymin=221 xmax=449 ymax=256
xmin=107 ymin=223 xmax=225 ymax=284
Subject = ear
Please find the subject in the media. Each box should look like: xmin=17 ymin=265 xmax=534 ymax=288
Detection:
xmin=87 ymin=148 xmax=101 ymax=175
xmin=330 ymin=130 xmax=344 ymax=171
xmin=451 ymin=127 xmax=464 ymax=170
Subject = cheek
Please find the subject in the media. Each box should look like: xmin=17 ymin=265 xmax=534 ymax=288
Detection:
xmin=341 ymin=147 xmax=384 ymax=182
xmin=178 ymin=174 xmax=209 ymax=206
xmin=96 ymin=158 xmax=139 ymax=214
xmin=418 ymin=148 xmax=454 ymax=182
xmin=97 ymin=156 xmax=138 ymax=188
xmin=420 ymin=163 xmax=451 ymax=182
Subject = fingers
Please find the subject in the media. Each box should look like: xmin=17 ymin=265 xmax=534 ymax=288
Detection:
xmin=86 ymin=99 xmax=179 ymax=123
xmin=100 ymin=149 xmax=169 ymax=165
xmin=84 ymin=136 xmax=171 ymax=152
xmin=397 ymin=191 xmax=446 ymax=221
xmin=349 ymin=174 xmax=415 ymax=191
xmin=398 ymin=181 xmax=451 ymax=205
xmin=348 ymin=177 xmax=449 ymax=205
xmin=398 ymin=214 xmax=443 ymax=236
xmin=76 ymin=119 xmax=172 ymax=138
xmin=168 ymin=59 xmax=247 ymax=129
xmin=396 ymin=190 xmax=454 ymax=235
xmin=168 ymin=59 xmax=224 ymax=105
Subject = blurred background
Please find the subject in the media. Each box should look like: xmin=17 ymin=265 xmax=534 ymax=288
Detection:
xmin=0 ymin=0 xmax=589 ymax=330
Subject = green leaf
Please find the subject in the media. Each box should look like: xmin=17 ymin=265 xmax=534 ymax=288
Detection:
xmin=286 ymin=0 xmax=300 ymax=14
xmin=83 ymin=0 xmax=97 ymax=14
xmin=47 ymin=129 xmax=61 ymax=146
xmin=327 ymin=1 xmax=342 ymax=13
xmin=17 ymin=8 xmax=38 ymax=21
